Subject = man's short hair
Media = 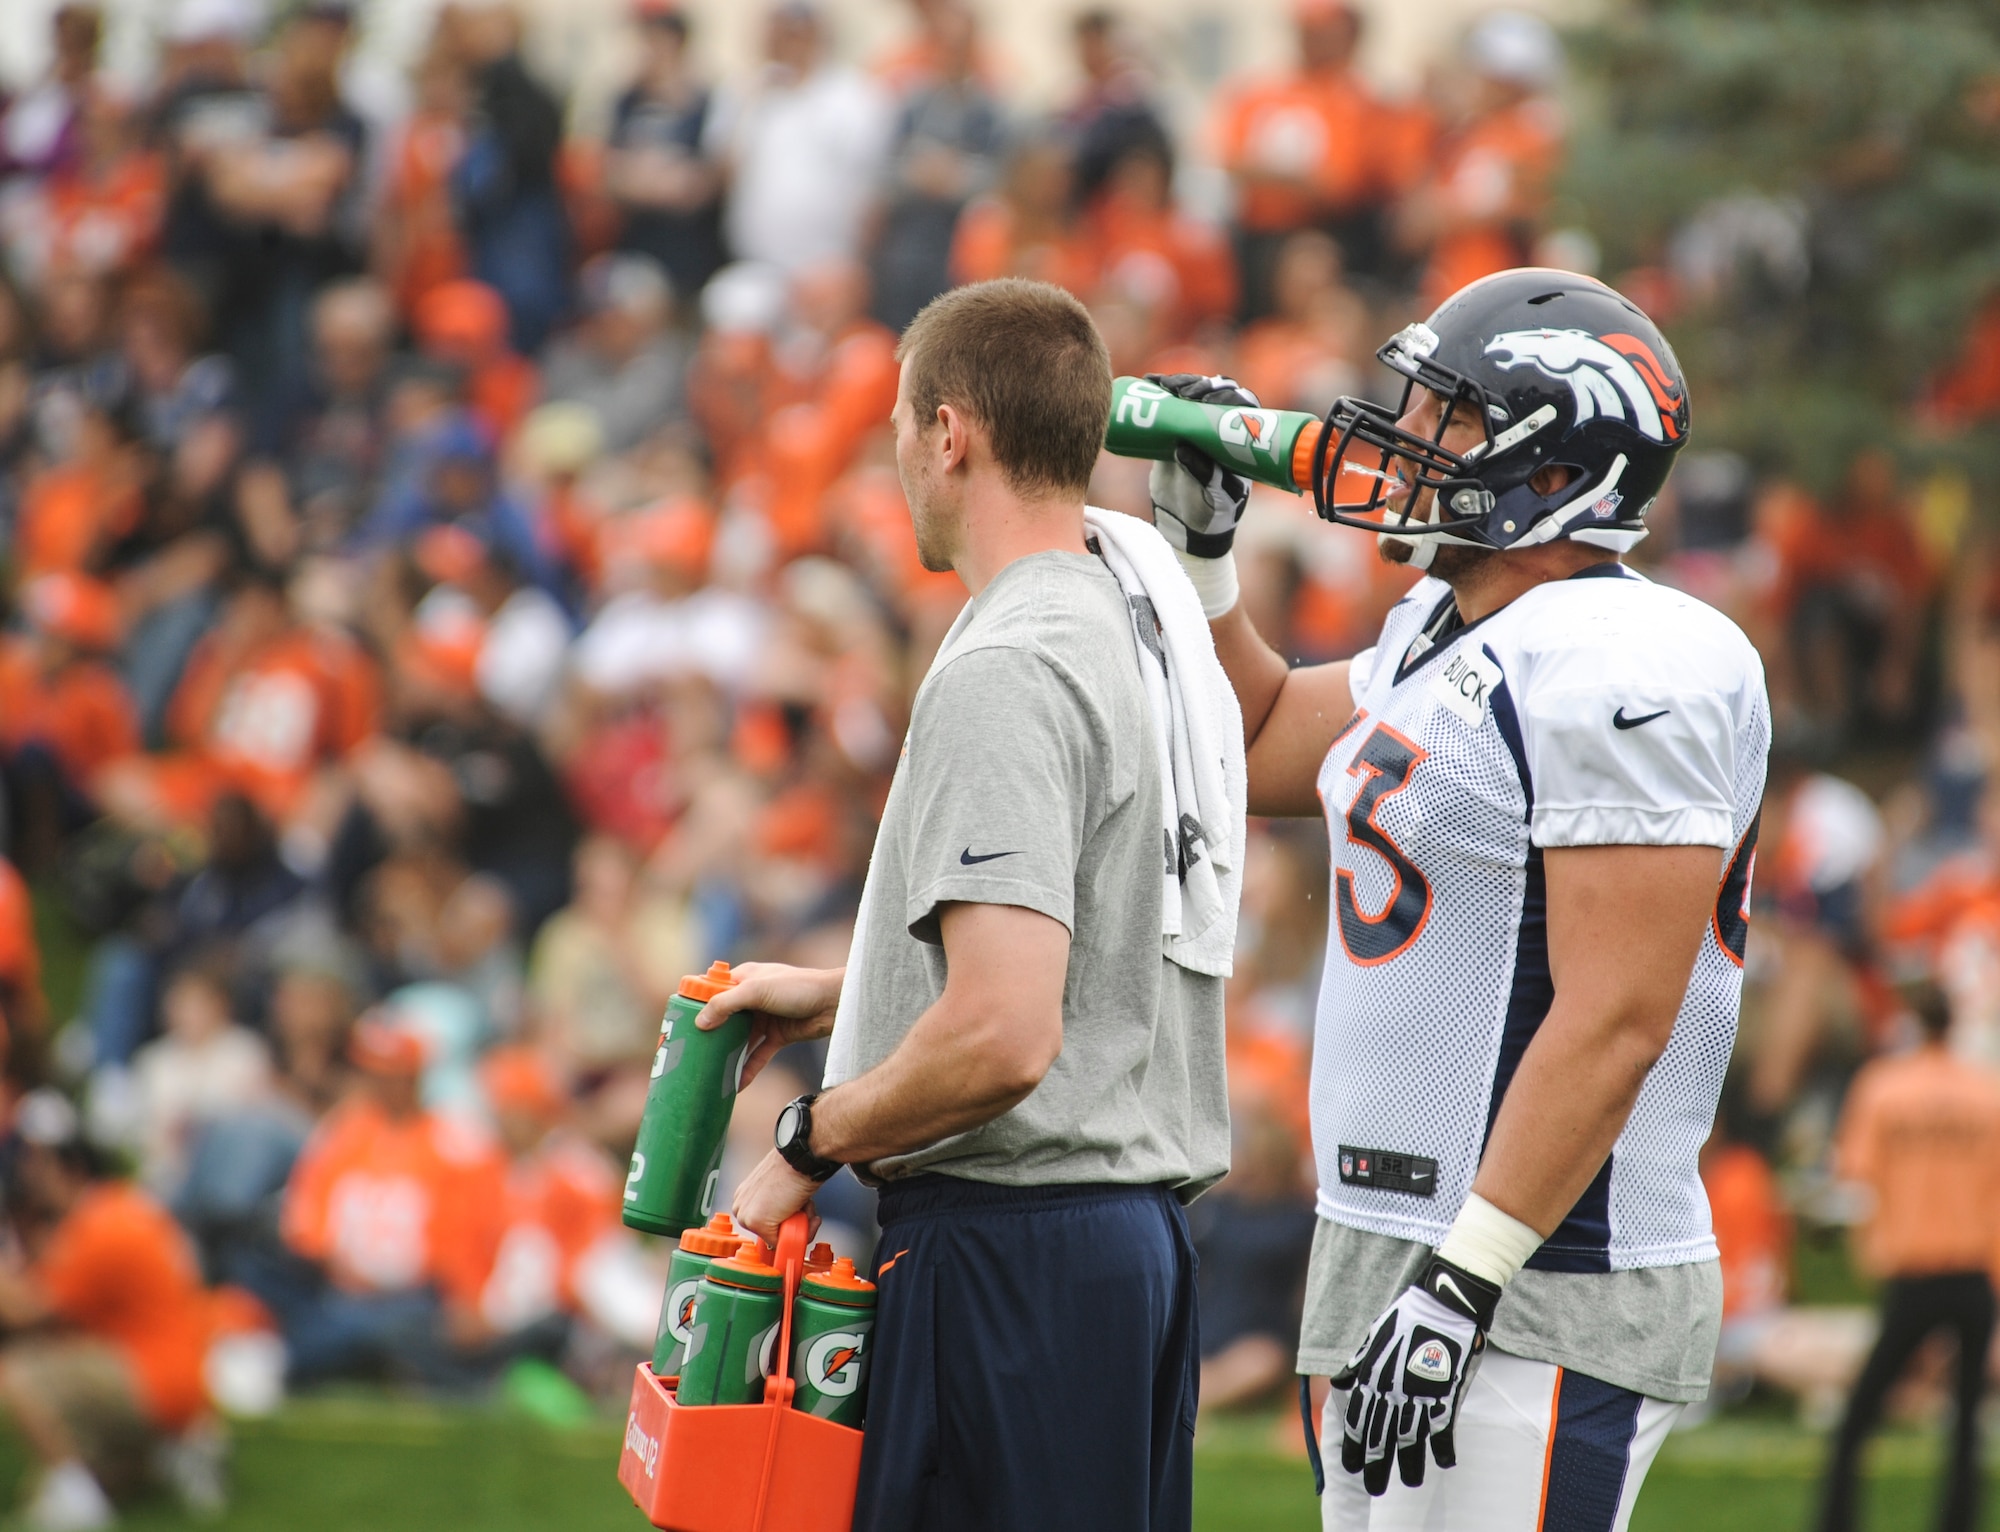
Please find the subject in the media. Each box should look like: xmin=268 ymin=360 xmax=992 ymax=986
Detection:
xmin=898 ymin=279 xmax=1111 ymax=498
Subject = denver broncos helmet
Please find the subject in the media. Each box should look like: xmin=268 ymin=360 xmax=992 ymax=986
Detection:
xmin=1310 ymin=268 xmax=1690 ymax=563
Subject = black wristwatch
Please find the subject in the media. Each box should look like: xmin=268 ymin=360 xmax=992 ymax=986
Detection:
xmin=774 ymin=1093 xmax=842 ymax=1182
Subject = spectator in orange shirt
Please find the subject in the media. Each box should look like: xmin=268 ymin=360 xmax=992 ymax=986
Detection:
xmin=374 ymin=43 xmax=471 ymax=323
xmin=103 ymin=571 xmax=380 ymax=833
xmin=761 ymin=260 xmax=901 ymax=556
xmin=0 ymin=1090 xmax=216 ymax=1526
xmin=13 ymin=383 xmax=147 ymax=582
xmin=1397 ymin=11 xmax=1565 ymax=310
xmin=0 ymin=573 xmax=137 ymax=869
xmin=34 ymin=93 xmax=166 ymax=282
xmin=474 ymin=1047 xmax=622 ymax=1343
xmin=265 ymin=1013 xmax=507 ymax=1386
xmin=1211 ymin=0 xmax=1402 ymax=315
xmin=1078 ymin=140 xmax=1237 ymax=341
xmin=1818 ymin=984 xmax=2000 ymax=1532
xmin=685 ymin=262 xmax=786 ymax=488
xmin=949 ymin=136 xmax=1094 ymax=296
xmin=413 ymin=279 xmax=538 ymax=445
xmin=1229 ymin=228 xmax=1367 ymax=416
xmin=1882 ymin=784 xmax=2000 ymax=1061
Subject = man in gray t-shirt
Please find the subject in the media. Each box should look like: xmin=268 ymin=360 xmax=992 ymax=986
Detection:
xmin=698 ymin=279 xmax=1229 ymax=1532
xmin=824 ymin=547 xmax=1227 ymax=1194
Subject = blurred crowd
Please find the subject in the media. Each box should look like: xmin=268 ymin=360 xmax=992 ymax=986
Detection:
xmin=0 ymin=0 xmax=1997 ymax=1520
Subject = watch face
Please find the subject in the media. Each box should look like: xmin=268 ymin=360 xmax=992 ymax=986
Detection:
xmin=776 ymin=1102 xmax=804 ymax=1149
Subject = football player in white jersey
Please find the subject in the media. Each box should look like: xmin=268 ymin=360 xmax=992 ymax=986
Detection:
xmin=1148 ymin=269 xmax=1769 ymax=1531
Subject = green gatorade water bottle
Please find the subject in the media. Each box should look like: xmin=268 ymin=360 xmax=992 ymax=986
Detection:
xmin=677 ymin=1242 xmax=785 ymax=1407
xmin=652 ymin=1213 xmax=741 ymax=1379
xmin=790 ymin=1257 xmax=876 ymax=1428
xmin=623 ymin=962 xmax=748 ymax=1237
xmin=1104 ymin=375 xmax=1323 ymax=494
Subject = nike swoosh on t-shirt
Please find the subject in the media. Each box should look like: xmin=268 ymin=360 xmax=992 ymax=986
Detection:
xmin=960 ymin=848 xmax=1018 ymax=865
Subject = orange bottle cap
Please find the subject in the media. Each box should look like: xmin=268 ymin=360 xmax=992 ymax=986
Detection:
xmin=806 ymin=1242 xmax=834 ymax=1271
xmin=678 ymin=960 xmax=739 ymax=1003
xmin=802 ymin=1256 xmax=876 ymax=1304
xmin=678 ymin=1212 xmax=741 ymax=1257
xmin=1289 ymin=426 xmax=1318 ymax=495
xmin=706 ymin=1239 xmax=783 ymax=1292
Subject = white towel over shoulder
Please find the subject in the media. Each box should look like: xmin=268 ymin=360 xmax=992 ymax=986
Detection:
xmin=1084 ymin=507 xmax=1247 ymax=977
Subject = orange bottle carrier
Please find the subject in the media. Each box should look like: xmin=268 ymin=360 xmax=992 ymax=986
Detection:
xmin=618 ymin=1212 xmax=863 ymax=1531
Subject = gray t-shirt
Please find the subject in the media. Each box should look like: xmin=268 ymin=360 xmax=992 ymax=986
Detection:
xmin=823 ymin=550 xmax=1229 ymax=1199
xmin=1295 ymin=1218 xmax=1722 ymax=1402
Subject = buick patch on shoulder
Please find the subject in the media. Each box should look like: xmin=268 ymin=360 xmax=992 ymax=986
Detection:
xmin=1429 ymin=647 xmax=1503 ymax=728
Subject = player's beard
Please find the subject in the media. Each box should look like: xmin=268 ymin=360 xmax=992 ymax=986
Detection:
xmin=1371 ymin=472 xmax=1493 ymax=580
xmin=1376 ymin=537 xmax=1495 ymax=584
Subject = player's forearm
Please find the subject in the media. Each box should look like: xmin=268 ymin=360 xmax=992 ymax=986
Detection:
xmin=1209 ymin=603 xmax=1290 ymax=741
xmin=1210 ymin=607 xmax=1356 ymax=816
xmin=810 ymin=990 xmax=1056 ymax=1164
xmin=1470 ymin=842 xmax=1719 ymax=1237
xmin=1469 ymin=995 xmax=1674 ymax=1236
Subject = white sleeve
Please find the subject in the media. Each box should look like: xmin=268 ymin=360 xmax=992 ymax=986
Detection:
xmin=1522 ymin=643 xmax=1742 ymax=851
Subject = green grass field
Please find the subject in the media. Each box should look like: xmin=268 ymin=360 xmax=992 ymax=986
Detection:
xmin=4 ymin=1396 xmax=1991 ymax=1531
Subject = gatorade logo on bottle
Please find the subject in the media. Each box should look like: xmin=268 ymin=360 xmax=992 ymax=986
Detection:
xmin=666 ymin=1280 xmax=701 ymax=1346
xmin=804 ymin=1331 xmax=867 ymax=1397
xmin=1217 ymin=407 xmax=1282 ymax=463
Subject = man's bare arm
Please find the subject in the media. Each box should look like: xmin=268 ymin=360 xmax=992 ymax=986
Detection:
xmin=1209 ymin=604 xmax=1352 ymax=818
xmin=809 ymin=902 xmax=1068 ymax=1165
xmin=1472 ymin=842 xmax=1722 ymax=1234
xmin=730 ymin=902 xmax=1067 ymax=1242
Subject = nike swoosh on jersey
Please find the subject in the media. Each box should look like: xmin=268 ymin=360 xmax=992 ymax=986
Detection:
xmin=959 ymin=848 xmax=1018 ymax=865
xmin=1612 ymin=707 xmax=1670 ymax=730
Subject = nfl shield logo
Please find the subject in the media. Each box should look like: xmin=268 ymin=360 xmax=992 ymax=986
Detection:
xmin=1408 ymin=1339 xmax=1453 ymax=1384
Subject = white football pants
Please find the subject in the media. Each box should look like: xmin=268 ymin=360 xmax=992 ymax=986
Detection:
xmin=1316 ymin=1350 xmax=1682 ymax=1532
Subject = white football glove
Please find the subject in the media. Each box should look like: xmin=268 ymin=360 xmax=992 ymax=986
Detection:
xmin=1330 ymin=1255 xmax=1500 ymax=1496
xmin=1145 ymin=373 xmax=1257 ymax=559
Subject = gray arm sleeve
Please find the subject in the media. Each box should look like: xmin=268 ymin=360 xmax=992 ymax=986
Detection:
xmin=899 ymin=645 xmax=1094 ymax=944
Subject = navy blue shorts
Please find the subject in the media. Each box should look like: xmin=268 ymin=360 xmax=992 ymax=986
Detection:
xmin=853 ymin=1177 xmax=1199 ymax=1532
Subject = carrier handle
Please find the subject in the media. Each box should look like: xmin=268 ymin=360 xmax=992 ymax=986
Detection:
xmin=762 ymin=1210 xmax=810 ymax=1401
xmin=748 ymin=1210 xmax=812 ymax=1532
